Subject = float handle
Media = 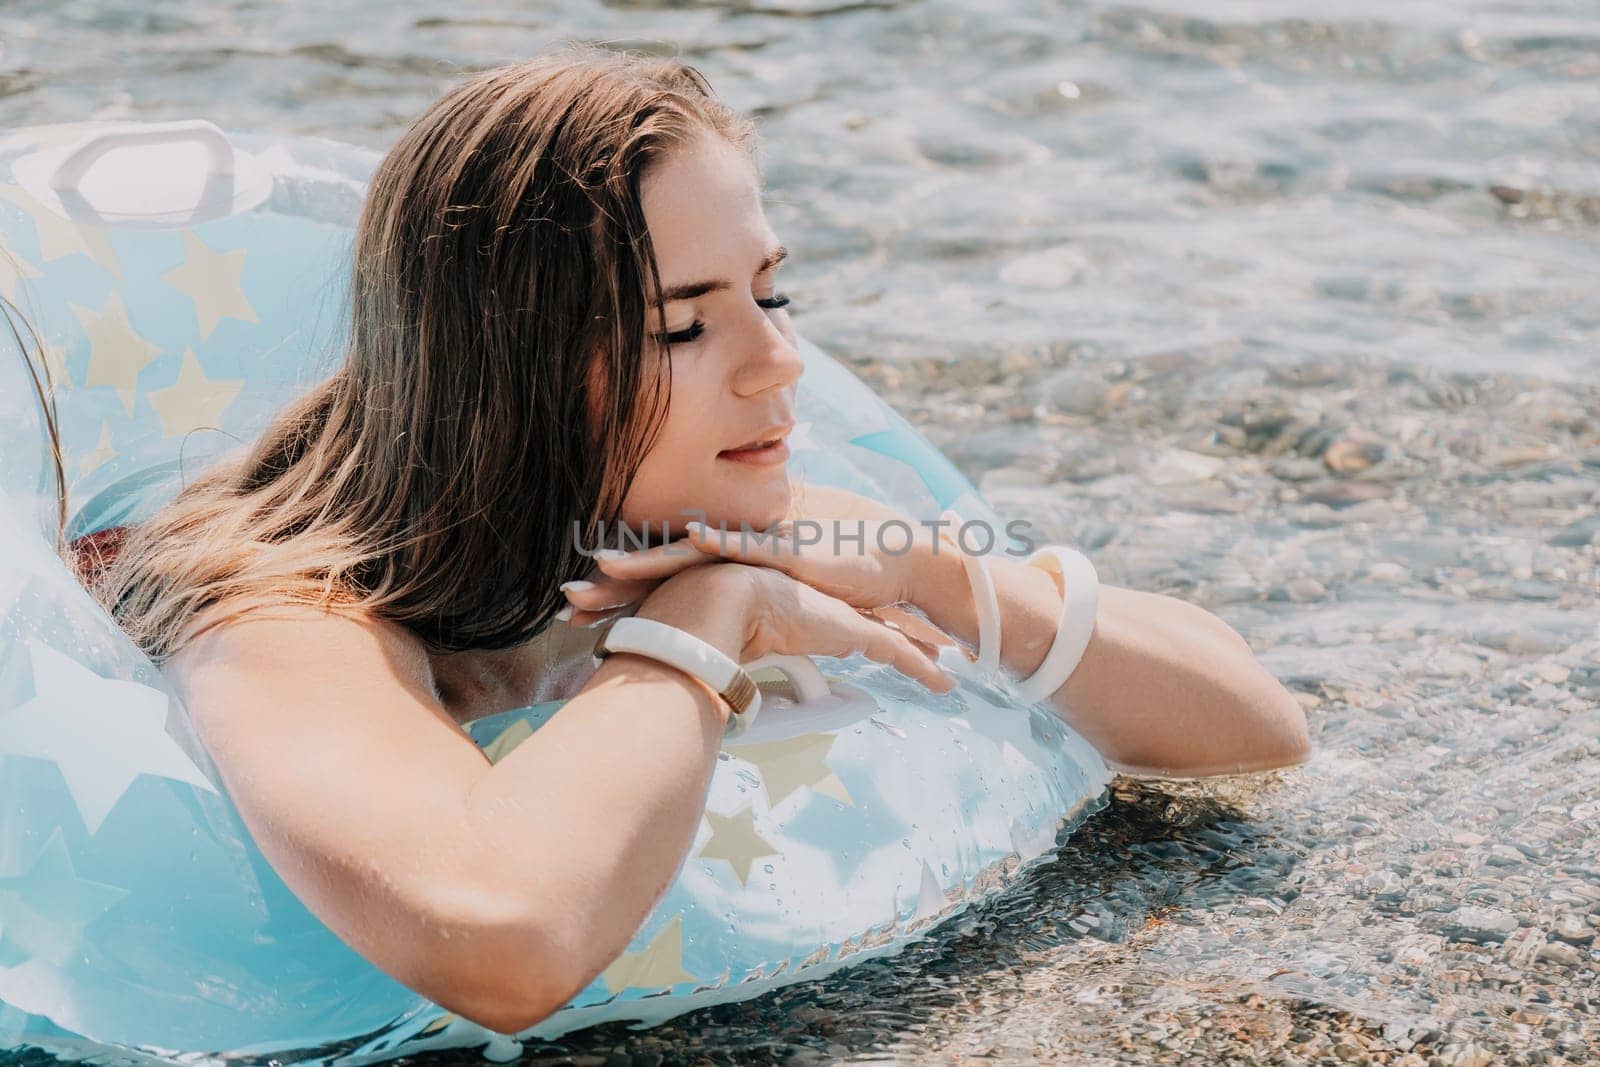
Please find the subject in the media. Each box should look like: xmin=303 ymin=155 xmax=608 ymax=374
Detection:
xmin=50 ymin=119 xmax=236 ymax=193
xmin=739 ymin=654 xmax=831 ymax=704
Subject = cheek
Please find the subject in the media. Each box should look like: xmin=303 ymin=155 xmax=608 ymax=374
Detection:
xmin=618 ymin=371 xmax=716 ymax=522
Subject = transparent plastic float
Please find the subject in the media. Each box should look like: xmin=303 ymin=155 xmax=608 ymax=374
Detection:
xmin=0 ymin=119 xmax=1110 ymax=1065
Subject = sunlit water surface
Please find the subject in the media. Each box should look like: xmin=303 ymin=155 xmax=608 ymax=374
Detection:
xmin=2 ymin=0 xmax=1597 ymax=1062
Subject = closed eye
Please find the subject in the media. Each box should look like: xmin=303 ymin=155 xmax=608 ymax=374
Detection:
xmin=657 ymin=293 xmax=792 ymax=347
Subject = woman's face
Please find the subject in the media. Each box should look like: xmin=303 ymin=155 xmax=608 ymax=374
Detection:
xmin=617 ymin=132 xmax=804 ymax=537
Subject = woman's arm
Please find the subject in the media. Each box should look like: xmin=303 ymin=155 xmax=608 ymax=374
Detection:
xmin=171 ymin=563 xmax=949 ymax=1036
xmin=906 ymin=544 xmax=1311 ymax=777
xmin=173 ymin=593 xmax=744 ymax=1035
xmin=575 ymin=490 xmax=1310 ymax=778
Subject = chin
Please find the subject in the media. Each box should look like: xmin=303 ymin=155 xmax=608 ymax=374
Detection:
xmin=623 ymin=471 xmax=792 ymax=539
xmin=706 ymin=475 xmax=793 ymax=534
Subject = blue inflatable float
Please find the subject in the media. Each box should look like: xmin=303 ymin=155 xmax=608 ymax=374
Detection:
xmin=0 ymin=120 xmax=1110 ymax=1064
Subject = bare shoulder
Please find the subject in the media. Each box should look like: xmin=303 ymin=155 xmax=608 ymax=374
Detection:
xmin=155 ymin=604 xmax=509 ymax=1020
xmin=168 ymin=603 xmax=437 ymax=717
xmin=163 ymin=602 xmax=484 ymax=788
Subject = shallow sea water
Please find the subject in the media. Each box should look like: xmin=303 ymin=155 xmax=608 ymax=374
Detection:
xmin=2 ymin=1 xmax=1597 ymax=1063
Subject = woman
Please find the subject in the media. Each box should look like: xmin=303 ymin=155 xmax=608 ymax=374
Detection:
xmin=31 ymin=46 xmax=1308 ymax=1034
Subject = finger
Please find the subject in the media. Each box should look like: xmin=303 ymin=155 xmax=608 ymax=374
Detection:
xmin=685 ymin=522 xmax=846 ymax=599
xmin=567 ymin=604 xmax=629 ymax=629
xmin=684 ymin=522 xmax=799 ymax=568
xmin=845 ymin=613 xmax=957 ymax=695
xmin=592 ymin=539 xmax=712 ymax=581
xmin=560 ymin=576 xmax=657 ymax=612
xmin=868 ymin=612 xmax=941 ymax=657
xmin=869 ymin=605 xmax=958 ymax=649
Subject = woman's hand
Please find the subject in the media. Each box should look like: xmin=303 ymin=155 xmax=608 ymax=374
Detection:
xmin=561 ymin=485 xmax=934 ymax=626
xmin=632 ymin=562 xmax=956 ymax=695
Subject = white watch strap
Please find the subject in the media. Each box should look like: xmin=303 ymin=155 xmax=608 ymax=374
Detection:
xmin=596 ymin=616 xmax=762 ymax=727
xmin=1012 ymin=545 xmax=1100 ymax=705
xmin=941 ymin=508 xmax=1001 ymax=680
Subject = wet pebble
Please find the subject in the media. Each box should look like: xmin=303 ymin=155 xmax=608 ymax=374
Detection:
xmin=1550 ymin=915 xmax=1595 ymax=945
xmin=1299 ymin=480 xmax=1392 ymax=508
xmin=980 ymin=466 xmax=1048 ymax=492
xmin=1271 ymin=457 xmax=1326 ymax=483
xmin=998 ymin=245 xmax=1091 ymax=289
xmin=1442 ymin=1041 xmax=1495 ymax=1067
xmin=1536 ymin=940 xmax=1584 ymax=967
xmin=1041 ymin=368 xmax=1110 ymax=416
xmin=1141 ymin=448 xmax=1225 ymax=486
xmin=1547 ymin=514 xmax=1600 ymax=547
xmin=1510 ymin=579 xmax=1564 ymax=601
xmin=1284 ymin=577 xmax=1327 ymax=603
xmin=1485 ymin=845 xmax=1526 ymax=868
xmin=1366 ymin=869 xmax=1407 ymax=901
xmin=1323 ymin=432 xmax=1388 ymax=473
xmin=1365 ymin=561 xmax=1409 ymax=583
xmin=1440 ymin=906 xmax=1520 ymax=944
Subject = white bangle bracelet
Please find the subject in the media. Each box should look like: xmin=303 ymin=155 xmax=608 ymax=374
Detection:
xmin=940 ymin=508 xmax=1001 ymax=680
xmin=1012 ymin=545 xmax=1100 ymax=706
xmin=594 ymin=616 xmax=762 ymax=732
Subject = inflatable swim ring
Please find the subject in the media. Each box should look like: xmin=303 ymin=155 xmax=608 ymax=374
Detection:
xmin=0 ymin=120 xmax=1110 ymax=1065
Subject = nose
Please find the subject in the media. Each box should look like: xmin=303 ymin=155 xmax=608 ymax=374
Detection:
xmin=731 ymin=309 xmax=804 ymax=398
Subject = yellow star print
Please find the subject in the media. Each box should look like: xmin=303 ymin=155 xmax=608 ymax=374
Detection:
xmin=600 ymin=915 xmax=696 ymax=993
xmin=160 ymin=230 xmax=259 ymax=340
xmin=77 ymin=422 xmax=115 ymax=477
xmin=144 ymin=347 xmax=244 ymax=438
xmin=36 ymin=340 xmax=70 ymax=391
xmin=70 ymin=291 xmax=162 ymax=415
xmin=696 ymin=804 xmax=780 ymax=887
xmin=0 ymin=185 xmax=122 ymax=280
xmin=724 ymin=731 xmax=853 ymax=809
xmin=479 ymin=719 xmax=533 ymax=765
xmin=0 ymin=247 xmax=40 ymax=303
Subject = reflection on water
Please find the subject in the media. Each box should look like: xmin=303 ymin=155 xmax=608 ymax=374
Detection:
xmin=2 ymin=0 xmax=1595 ymax=1061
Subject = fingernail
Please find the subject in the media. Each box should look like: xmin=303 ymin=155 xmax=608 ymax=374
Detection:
xmin=560 ymin=580 xmax=594 ymax=593
xmin=554 ymin=605 xmax=573 ymax=622
xmin=595 ymin=549 xmax=626 ymax=560
xmin=685 ymin=521 xmax=704 ymax=536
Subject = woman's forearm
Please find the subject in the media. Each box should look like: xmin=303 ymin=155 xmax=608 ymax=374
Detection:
xmin=456 ymin=593 xmax=748 ymax=1031
xmin=909 ymin=544 xmax=1311 ymax=776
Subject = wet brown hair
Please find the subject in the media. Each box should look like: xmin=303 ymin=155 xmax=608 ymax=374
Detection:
xmin=26 ymin=44 xmax=758 ymax=661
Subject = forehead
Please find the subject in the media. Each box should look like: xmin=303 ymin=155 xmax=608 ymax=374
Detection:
xmin=640 ymin=135 xmax=774 ymax=279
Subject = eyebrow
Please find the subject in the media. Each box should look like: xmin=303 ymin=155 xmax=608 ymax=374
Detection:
xmin=654 ymin=245 xmax=788 ymax=305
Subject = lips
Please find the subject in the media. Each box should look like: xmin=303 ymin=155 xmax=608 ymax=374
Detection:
xmin=719 ymin=423 xmax=795 ymax=456
xmin=717 ymin=422 xmax=794 ymax=467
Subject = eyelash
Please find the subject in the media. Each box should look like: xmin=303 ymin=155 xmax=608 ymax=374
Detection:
xmin=657 ymin=294 xmax=792 ymax=346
